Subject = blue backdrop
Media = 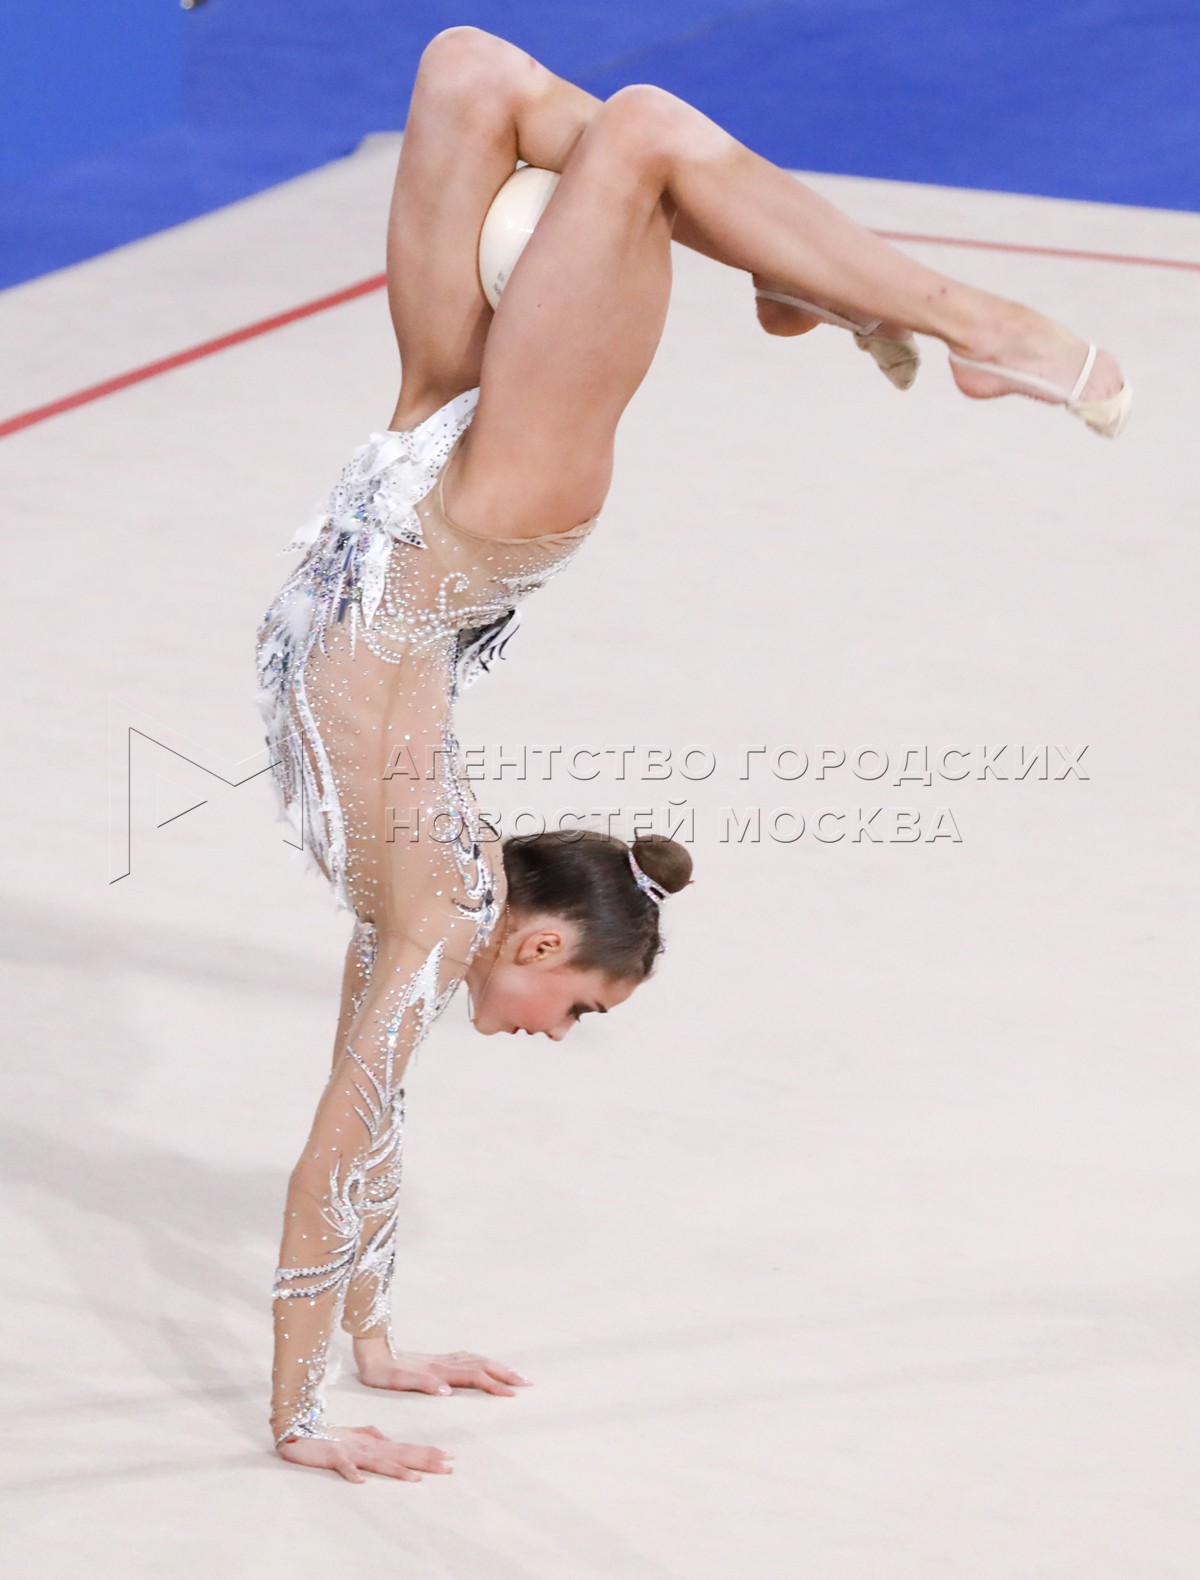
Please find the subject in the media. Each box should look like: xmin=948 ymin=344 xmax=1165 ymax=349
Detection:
xmin=1 ymin=1 xmax=1196 ymax=291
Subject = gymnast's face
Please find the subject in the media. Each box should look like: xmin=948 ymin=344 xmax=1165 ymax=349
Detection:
xmin=468 ymin=912 xmax=639 ymax=1038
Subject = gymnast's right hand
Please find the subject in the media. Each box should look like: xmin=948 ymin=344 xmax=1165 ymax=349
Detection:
xmin=275 ymin=1424 xmax=455 ymax=1483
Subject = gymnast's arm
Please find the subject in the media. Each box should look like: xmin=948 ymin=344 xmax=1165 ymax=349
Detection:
xmin=270 ymin=925 xmax=460 ymax=1481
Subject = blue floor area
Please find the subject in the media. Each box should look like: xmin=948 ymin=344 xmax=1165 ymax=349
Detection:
xmin=3 ymin=0 xmax=1197 ymax=291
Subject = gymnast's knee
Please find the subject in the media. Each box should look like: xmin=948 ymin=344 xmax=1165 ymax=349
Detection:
xmin=588 ymin=84 xmax=703 ymax=180
xmin=414 ymin=26 xmax=534 ymax=119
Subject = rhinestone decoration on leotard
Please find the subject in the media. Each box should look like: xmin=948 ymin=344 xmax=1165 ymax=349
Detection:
xmin=255 ymin=389 xmax=597 ymax=1446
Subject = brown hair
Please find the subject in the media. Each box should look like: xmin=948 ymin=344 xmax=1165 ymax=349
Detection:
xmin=500 ymin=830 xmax=693 ymax=982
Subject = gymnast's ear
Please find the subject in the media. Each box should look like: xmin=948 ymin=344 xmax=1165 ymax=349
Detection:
xmin=511 ymin=917 xmax=579 ymax=967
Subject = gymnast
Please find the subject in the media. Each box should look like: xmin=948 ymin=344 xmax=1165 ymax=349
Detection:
xmin=253 ymin=24 xmax=1129 ymax=1484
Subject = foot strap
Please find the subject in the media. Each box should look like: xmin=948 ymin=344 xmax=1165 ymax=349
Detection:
xmin=755 ymin=288 xmax=882 ymax=337
xmin=948 ymin=342 xmax=1098 ymax=406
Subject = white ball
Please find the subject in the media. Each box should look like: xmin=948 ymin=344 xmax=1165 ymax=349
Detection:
xmin=478 ymin=165 xmax=560 ymax=311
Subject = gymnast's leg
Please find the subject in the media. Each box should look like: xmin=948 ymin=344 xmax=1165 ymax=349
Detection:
xmin=383 ymin=24 xmax=767 ymax=428
xmin=388 ymin=26 xmax=1121 ymax=456
xmin=436 ymin=83 xmax=1123 ymax=537
xmin=384 ymin=26 xmax=905 ymax=427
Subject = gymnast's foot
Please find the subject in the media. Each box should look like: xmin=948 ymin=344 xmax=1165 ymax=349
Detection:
xmin=752 ymin=281 xmax=911 ymax=346
xmin=946 ymin=301 xmax=1128 ymax=435
xmin=352 ymin=1335 xmax=532 ymax=1396
xmin=752 ymin=274 xmax=919 ymax=390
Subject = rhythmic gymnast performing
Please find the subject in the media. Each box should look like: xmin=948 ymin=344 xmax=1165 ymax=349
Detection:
xmin=253 ymin=26 xmax=1130 ymax=1484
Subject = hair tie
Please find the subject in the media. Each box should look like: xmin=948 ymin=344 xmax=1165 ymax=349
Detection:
xmin=627 ymin=848 xmax=669 ymax=906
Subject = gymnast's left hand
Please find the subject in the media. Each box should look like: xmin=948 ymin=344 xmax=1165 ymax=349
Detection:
xmin=352 ymin=1338 xmax=532 ymax=1396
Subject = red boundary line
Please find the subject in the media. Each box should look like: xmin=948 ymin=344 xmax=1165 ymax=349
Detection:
xmin=0 ymin=272 xmax=387 ymax=439
xmin=2 ymin=230 xmax=1197 ymax=440
xmin=877 ymin=229 xmax=1200 ymax=272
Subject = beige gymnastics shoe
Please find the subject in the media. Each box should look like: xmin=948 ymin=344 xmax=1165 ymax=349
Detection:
xmin=947 ymin=343 xmax=1132 ymax=438
xmin=754 ymin=287 xmax=921 ymax=391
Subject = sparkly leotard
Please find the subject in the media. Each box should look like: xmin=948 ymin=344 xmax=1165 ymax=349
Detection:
xmin=254 ymin=388 xmax=596 ymax=1445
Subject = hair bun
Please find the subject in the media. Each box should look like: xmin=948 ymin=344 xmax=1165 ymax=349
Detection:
xmin=630 ymin=833 xmax=693 ymax=897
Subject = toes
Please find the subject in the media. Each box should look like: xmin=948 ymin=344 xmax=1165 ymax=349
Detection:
xmin=1084 ymin=347 xmax=1124 ymax=401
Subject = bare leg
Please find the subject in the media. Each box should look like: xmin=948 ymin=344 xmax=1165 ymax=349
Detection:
xmin=455 ymin=83 xmax=1124 ymax=530
xmin=384 ymin=34 xmax=959 ymax=410
xmin=389 ymin=30 xmax=1123 ymax=519
xmin=385 ymin=25 xmax=793 ymax=427
xmin=600 ymin=89 xmax=1118 ymax=383
xmin=385 ymin=32 xmax=598 ymax=427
